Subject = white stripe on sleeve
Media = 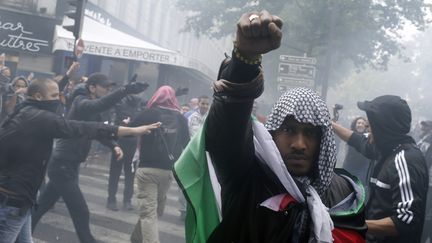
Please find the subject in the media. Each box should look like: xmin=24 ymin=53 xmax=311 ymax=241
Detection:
xmin=394 ymin=150 xmax=414 ymax=224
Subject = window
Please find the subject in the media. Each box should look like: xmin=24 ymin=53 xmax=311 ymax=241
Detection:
xmin=0 ymin=0 xmax=56 ymax=16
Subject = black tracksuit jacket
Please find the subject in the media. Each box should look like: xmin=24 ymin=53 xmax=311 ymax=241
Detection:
xmin=348 ymin=96 xmax=428 ymax=243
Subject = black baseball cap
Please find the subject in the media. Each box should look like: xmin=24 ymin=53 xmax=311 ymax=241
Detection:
xmin=357 ymin=100 xmax=377 ymax=113
xmin=357 ymin=95 xmax=413 ymax=143
xmin=86 ymin=73 xmax=116 ymax=87
xmin=357 ymin=95 xmax=409 ymax=115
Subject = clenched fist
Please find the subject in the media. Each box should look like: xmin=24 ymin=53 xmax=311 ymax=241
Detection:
xmin=236 ymin=10 xmax=283 ymax=59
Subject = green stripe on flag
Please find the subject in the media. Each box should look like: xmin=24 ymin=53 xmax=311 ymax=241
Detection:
xmin=173 ymin=122 xmax=220 ymax=243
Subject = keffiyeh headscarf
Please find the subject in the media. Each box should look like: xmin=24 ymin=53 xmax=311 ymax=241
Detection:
xmin=146 ymin=85 xmax=181 ymax=112
xmin=265 ymin=87 xmax=337 ymax=197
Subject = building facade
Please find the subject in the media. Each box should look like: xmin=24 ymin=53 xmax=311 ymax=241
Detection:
xmin=0 ymin=0 xmax=58 ymax=78
xmin=0 ymin=0 xmax=231 ymax=100
xmin=85 ymin=0 xmax=232 ymax=98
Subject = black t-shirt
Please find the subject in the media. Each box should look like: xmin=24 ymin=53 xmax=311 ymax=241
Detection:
xmin=131 ymin=107 xmax=190 ymax=170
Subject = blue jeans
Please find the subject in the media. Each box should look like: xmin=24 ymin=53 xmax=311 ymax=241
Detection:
xmin=0 ymin=204 xmax=33 ymax=243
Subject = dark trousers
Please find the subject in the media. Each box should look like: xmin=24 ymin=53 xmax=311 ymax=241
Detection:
xmin=32 ymin=161 xmax=96 ymax=243
xmin=107 ymin=138 xmax=137 ymax=204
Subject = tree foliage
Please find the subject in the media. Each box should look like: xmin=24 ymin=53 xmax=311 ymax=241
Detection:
xmin=327 ymin=28 xmax=432 ymax=122
xmin=178 ymin=0 xmax=430 ymax=70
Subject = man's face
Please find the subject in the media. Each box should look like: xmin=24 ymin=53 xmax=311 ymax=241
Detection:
xmin=272 ymin=116 xmax=321 ymax=176
xmin=355 ymin=118 xmax=367 ymax=133
xmin=198 ymin=98 xmax=210 ymax=115
xmin=190 ymin=98 xmax=199 ymax=109
xmin=42 ymin=81 xmax=60 ymax=101
xmin=91 ymin=84 xmax=111 ymax=98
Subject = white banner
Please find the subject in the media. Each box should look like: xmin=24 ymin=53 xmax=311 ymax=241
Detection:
xmin=53 ymin=21 xmax=216 ymax=79
xmin=53 ymin=35 xmax=177 ymax=66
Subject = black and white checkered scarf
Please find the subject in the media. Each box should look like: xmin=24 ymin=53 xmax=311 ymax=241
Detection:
xmin=265 ymin=87 xmax=336 ymax=197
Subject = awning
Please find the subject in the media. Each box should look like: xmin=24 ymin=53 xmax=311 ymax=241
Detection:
xmin=53 ymin=17 xmax=216 ymax=79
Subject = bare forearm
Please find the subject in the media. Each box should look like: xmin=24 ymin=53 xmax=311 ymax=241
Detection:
xmin=117 ymin=122 xmax=160 ymax=137
xmin=332 ymin=121 xmax=353 ymax=142
xmin=366 ymin=218 xmax=398 ymax=237
xmin=117 ymin=126 xmax=137 ymax=137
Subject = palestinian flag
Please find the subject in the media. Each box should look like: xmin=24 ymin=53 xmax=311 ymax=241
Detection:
xmin=173 ymin=123 xmax=220 ymax=243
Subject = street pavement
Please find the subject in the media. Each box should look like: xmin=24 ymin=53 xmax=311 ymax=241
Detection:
xmin=33 ymin=153 xmax=186 ymax=243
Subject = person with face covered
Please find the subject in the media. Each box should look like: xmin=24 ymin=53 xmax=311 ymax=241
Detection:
xmin=341 ymin=117 xmax=372 ymax=187
xmin=31 ymin=73 xmax=149 ymax=243
xmin=0 ymin=78 xmax=160 ymax=243
xmin=332 ymin=96 xmax=428 ymax=243
xmin=174 ymin=11 xmax=366 ymax=243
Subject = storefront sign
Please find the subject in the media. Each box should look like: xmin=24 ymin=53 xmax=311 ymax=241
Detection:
xmin=64 ymin=41 xmax=175 ymax=65
xmin=57 ymin=39 xmax=216 ymax=78
xmin=0 ymin=10 xmax=55 ymax=54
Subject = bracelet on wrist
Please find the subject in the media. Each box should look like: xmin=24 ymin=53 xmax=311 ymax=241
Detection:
xmin=233 ymin=42 xmax=262 ymax=65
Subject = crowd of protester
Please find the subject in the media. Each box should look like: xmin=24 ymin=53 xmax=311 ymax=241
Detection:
xmin=0 ymin=10 xmax=431 ymax=243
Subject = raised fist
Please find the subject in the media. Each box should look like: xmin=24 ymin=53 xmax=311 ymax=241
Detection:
xmin=236 ymin=10 xmax=283 ymax=59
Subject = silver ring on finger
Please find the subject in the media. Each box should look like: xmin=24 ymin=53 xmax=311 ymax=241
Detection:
xmin=249 ymin=14 xmax=259 ymax=23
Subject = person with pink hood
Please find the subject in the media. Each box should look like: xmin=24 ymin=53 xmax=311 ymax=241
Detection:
xmin=130 ymin=85 xmax=190 ymax=243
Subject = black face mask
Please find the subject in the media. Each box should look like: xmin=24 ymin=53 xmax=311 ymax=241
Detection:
xmin=1 ymin=99 xmax=60 ymax=128
xmin=33 ymin=100 xmax=61 ymax=113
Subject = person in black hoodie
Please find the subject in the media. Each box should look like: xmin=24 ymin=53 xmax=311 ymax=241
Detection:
xmin=333 ymin=95 xmax=428 ymax=243
xmin=0 ymin=78 xmax=160 ymax=243
xmin=31 ymin=73 xmax=149 ymax=243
